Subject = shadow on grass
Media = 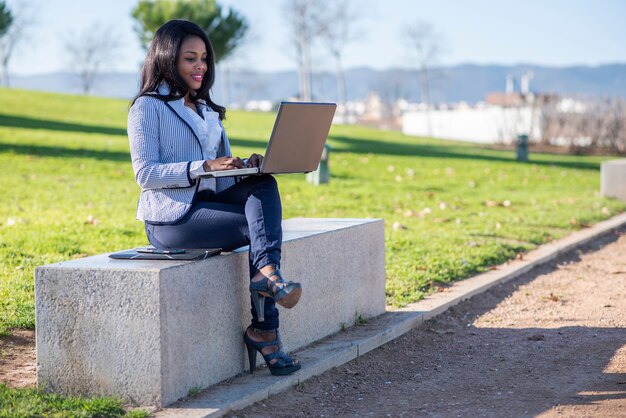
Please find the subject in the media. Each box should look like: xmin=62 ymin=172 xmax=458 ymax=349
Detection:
xmin=0 ymin=120 xmax=602 ymax=172
xmin=0 ymin=114 xmax=127 ymax=136
xmin=0 ymin=143 xmax=130 ymax=162
xmin=328 ymin=135 xmax=600 ymax=171
xmin=227 ymin=136 xmax=268 ymax=150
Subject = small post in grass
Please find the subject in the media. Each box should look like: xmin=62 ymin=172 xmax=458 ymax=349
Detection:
xmin=306 ymin=144 xmax=331 ymax=185
xmin=516 ymin=134 xmax=529 ymax=162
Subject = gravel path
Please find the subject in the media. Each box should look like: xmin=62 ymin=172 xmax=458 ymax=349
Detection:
xmin=229 ymin=227 xmax=626 ymax=417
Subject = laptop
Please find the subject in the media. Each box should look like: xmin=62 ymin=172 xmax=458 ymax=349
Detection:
xmin=198 ymin=102 xmax=336 ymax=178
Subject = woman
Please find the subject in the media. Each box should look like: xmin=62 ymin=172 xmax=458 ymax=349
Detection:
xmin=128 ymin=19 xmax=301 ymax=376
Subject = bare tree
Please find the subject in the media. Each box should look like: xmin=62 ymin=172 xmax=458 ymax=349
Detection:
xmin=374 ymin=70 xmax=413 ymax=130
xmin=589 ymin=97 xmax=626 ymax=154
xmin=402 ymin=20 xmax=442 ymax=106
xmin=0 ymin=0 xmax=35 ymax=87
xmin=217 ymin=25 xmax=260 ymax=106
xmin=318 ymin=1 xmax=362 ymax=113
xmin=283 ymin=0 xmax=325 ymax=101
xmin=63 ymin=23 xmax=121 ymax=95
xmin=402 ymin=20 xmax=443 ymax=137
xmin=538 ymin=96 xmax=626 ymax=155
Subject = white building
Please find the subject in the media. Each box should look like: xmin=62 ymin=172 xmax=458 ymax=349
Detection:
xmin=402 ymin=104 xmax=542 ymax=144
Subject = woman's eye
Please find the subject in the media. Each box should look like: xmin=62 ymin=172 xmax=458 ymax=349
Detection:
xmin=186 ymin=58 xmax=194 ymax=62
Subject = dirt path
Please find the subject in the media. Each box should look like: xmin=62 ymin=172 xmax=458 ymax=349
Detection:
xmin=229 ymin=228 xmax=626 ymax=417
xmin=1 ymin=229 xmax=625 ymax=417
xmin=0 ymin=329 xmax=36 ymax=388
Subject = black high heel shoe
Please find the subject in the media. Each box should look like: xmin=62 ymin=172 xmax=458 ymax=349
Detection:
xmin=244 ymin=327 xmax=301 ymax=376
xmin=249 ymin=269 xmax=302 ymax=322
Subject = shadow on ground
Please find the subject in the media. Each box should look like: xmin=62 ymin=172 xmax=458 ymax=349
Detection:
xmin=363 ymin=230 xmax=624 ymax=416
xmin=232 ymin=228 xmax=625 ymax=417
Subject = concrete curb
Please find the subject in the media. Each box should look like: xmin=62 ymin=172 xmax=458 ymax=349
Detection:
xmin=154 ymin=212 xmax=626 ymax=418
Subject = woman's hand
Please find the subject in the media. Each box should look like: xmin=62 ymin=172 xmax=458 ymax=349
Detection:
xmin=247 ymin=153 xmax=264 ymax=168
xmin=203 ymin=157 xmax=244 ymax=172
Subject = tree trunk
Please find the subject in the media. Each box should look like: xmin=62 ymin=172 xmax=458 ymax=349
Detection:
xmin=334 ymin=52 xmax=347 ymax=115
xmin=221 ymin=63 xmax=230 ymax=106
xmin=1 ymin=56 xmax=10 ymax=87
xmin=301 ymin=39 xmax=312 ymax=101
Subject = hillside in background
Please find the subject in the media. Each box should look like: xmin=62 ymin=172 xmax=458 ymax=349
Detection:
xmin=8 ymin=63 xmax=626 ymax=104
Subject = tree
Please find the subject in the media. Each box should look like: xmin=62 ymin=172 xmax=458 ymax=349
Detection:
xmin=131 ymin=0 xmax=248 ymax=63
xmin=0 ymin=0 xmax=35 ymax=87
xmin=0 ymin=1 xmax=11 ymax=38
xmin=63 ymin=24 xmax=121 ymax=95
xmin=402 ymin=20 xmax=442 ymax=106
xmin=318 ymin=1 xmax=362 ymax=114
xmin=0 ymin=1 xmax=13 ymax=86
xmin=402 ymin=20 xmax=443 ymax=137
xmin=283 ymin=0 xmax=326 ymax=101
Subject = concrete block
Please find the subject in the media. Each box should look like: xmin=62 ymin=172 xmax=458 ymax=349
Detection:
xmin=601 ymin=159 xmax=626 ymax=202
xmin=35 ymin=218 xmax=385 ymax=407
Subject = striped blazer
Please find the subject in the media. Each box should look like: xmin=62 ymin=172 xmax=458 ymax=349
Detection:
xmin=128 ymin=84 xmax=234 ymax=224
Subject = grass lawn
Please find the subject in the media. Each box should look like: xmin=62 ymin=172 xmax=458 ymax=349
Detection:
xmin=1 ymin=87 xmax=625 ymax=336
xmin=0 ymin=384 xmax=148 ymax=417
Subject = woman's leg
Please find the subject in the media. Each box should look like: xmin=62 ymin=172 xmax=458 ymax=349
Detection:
xmin=145 ymin=201 xmax=250 ymax=250
xmin=210 ymin=175 xmax=286 ymax=332
xmin=211 ymin=175 xmax=283 ymax=273
xmin=145 ymin=190 xmax=280 ymax=330
xmin=202 ymin=175 xmax=298 ymax=371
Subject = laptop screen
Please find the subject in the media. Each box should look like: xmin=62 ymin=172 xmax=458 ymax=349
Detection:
xmin=261 ymin=102 xmax=336 ymax=174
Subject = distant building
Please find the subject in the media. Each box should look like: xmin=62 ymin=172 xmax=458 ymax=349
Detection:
xmin=402 ymin=72 xmax=545 ymax=144
xmin=401 ymin=90 xmax=598 ymax=146
xmin=402 ymin=101 xmax=541 ymax=144
xmin=485 ymin=92 xmax=525 ymax=107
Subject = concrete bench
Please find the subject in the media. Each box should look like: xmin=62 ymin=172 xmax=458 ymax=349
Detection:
xmin=601 ymin=159 xmax=626 ymax=202
xmin=35 ymin=218 xmax=385 ymax=407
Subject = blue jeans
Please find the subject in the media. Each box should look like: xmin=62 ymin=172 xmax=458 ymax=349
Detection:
xmin=144 ymin=175 xmax=282 ymax=330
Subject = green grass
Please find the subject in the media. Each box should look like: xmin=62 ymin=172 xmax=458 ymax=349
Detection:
xmin=1 ymin=87 xmax=625 ymax=337
xmin=0 ymin=384 xmax=149 ymax=417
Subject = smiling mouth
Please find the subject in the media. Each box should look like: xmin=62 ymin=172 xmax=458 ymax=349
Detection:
xmin=191 ymin=75 xmax=203 ymax=82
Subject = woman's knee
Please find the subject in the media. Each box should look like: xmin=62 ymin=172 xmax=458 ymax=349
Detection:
xmin=245 ymin=174 xmax=278 ymax=193
xmin=256 ymin=174 xmax=277 ymax=187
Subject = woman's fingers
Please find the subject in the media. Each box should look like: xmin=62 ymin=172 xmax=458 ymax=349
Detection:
xmin=248 ymin=153 xmax=264 ymax=167
xmin=221 ymin=157 xmax=244 ymax=169
xmin=206 ymin=157 xmax=244 ymax=171
xmin=232 ymin=157 xmax=244 ymax=168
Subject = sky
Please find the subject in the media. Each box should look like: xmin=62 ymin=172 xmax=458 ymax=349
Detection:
xmin=4 ymin=0 xmax=626 ymax=76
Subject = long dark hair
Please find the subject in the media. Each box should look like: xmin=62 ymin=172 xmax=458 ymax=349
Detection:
xmin=132 ymin=19 xmax=225 ymax=120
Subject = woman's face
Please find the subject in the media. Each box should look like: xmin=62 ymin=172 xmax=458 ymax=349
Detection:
xmin=176 ymin=35 xmax=208 ymax=92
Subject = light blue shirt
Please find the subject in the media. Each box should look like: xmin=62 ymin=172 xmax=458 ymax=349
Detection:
xmin=183 ymin=98 xmax=224 ymax=192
